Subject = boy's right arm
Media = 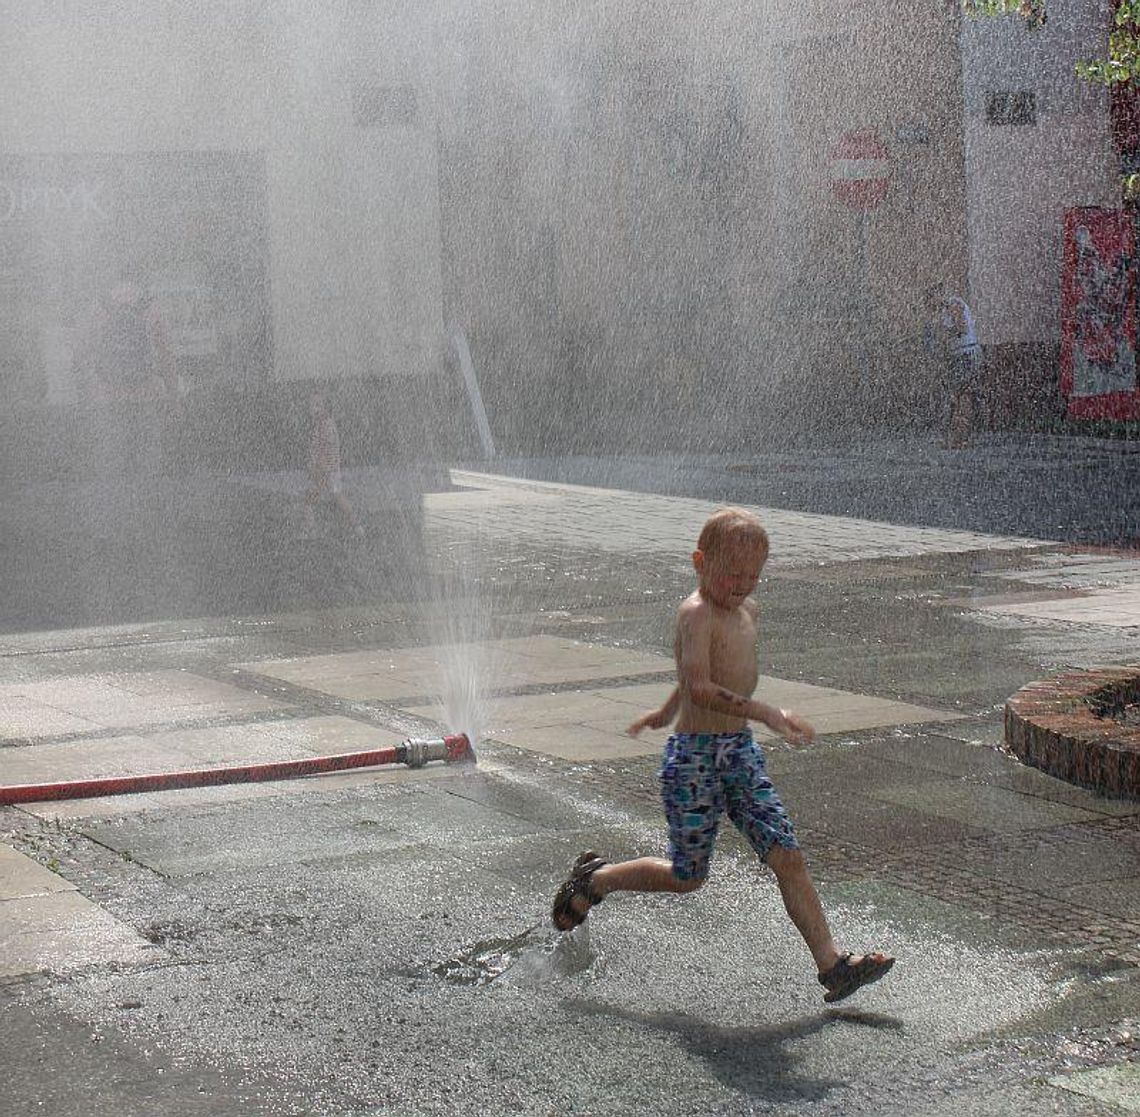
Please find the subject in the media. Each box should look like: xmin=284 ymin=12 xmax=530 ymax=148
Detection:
xmin=678 ymin=602 xmax=814 ymax=745
xmin=627 ymin=686 xmax=679 ymax=736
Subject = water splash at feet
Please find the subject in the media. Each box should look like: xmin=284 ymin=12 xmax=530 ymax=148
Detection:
xmin=433 ymin=923 xmax=601 ymax=987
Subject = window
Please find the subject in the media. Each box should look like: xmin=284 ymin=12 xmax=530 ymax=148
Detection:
xmin=985 ymin=91 xmax=1036 ymax=126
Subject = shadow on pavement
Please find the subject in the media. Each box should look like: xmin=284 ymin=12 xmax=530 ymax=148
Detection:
xmin=562 ymin=995 xmax=904 ymax=1104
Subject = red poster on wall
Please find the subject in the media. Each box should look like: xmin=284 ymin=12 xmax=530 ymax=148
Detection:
xmin=1061 ymin=207 xmax=1140 ymax=420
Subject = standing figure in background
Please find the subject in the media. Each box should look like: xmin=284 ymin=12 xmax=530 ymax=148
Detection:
xmin=925 ymin=285 xmax=982 ymax=449
xmin=302 ymin=389 xmax=363 ymax=537
xmin=87 ymin=267 xmax=179 ymax=480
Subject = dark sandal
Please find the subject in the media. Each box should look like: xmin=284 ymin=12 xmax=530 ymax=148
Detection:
xmin=551 ymin=850 xmax=607 ymax=931
xmin=818 ymin=952 xmax=895 ymax=1004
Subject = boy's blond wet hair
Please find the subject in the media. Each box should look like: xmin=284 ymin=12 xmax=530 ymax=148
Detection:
xmin=697 ymin=507 xmax=769 ymax=558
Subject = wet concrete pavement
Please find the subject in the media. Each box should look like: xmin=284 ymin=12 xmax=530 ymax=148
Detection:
xmin=2 ymin=438 xmax=1140 ymax=1115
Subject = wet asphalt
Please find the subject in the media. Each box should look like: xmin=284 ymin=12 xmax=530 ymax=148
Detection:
xmin=2 ymin=433 xmax=1139 ymax=1116
xmin=500 ymin=432 xmax=1140 ymax=549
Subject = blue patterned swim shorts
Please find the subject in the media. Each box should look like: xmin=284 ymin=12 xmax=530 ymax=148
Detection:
xmin=660 ymin=729 xmax=798 ymax=880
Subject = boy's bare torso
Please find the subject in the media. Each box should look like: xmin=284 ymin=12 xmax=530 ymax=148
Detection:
xmin=674 ymin=592 xmax=759 ymax=734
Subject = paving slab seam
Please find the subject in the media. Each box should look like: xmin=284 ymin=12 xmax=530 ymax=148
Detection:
xmin=0 ymin=707 xmax=307 ymax=751
xmin=1 ymin=817 xmax=291 ymax=970
xmin=217 ymin=668 xmax=441 ymax=738
xmin=878 ymin=876 xmax=1140 ymax=966
xmin=871 ymin=851 xmax=1140 ymax=963
xmin=345 ymin=670 xmax=681 ymax=710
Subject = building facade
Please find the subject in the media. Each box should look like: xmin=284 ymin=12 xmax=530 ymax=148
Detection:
xmin=0 ymin=3 xmax=446 ymax=464
xmin=958 ymin=0 xmax=1119 ymax=420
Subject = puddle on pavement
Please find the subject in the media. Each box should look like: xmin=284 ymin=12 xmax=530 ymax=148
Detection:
xmin=432 ymin=922 xmax=600 ymax=986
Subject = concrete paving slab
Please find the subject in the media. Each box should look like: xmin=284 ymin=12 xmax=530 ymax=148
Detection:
xmin=255 ymin=714 xmax=405 ymax=754
xmin=0 ymin=890 xmax=155 ymax=978
xmin=965 ymin=762 xmax=1140 ymax=819
xmin=0 ymin=695 xmax=102 ymax=738
xmin=1 ymin=985 xmax=303 ymax=1116
xmin=419 ymin=689 xmax=646 ymax=731
xmin=431 ymin=472 xmax=1049 ymax=564
xmin=942 ymin=588 xmax=1086 ymax=609
xmin=20 ymin=784 xmax=282 ymax=821
xmin=761 ymin=743 xmax=944 ymax=785
xmin=868 ymin=780 xmax=1105 ymax=833
xmin=861 ymin=733 xmax=1140 ymax=818
xmin=313 ymin=673 xmax=429 ymax=701
xmin=0 ymin=671 xmax=285 ymax=741
xmin=1055 ymin=877 xmax=1140 ymax=921
xmin=860 ymin=733 xmax=1037 ymax=780
xmin=779 ymin=782 xmax=988 ymax=849
xmin=0 ymin=736 xmax=194 ymax=785
xmin=492 ymin=636 xmax=668 ymax=668
xmin=125 ymin=723 xmax=315 ymax=768
xmin=80 ymin=777 xmax=544 ymax=877
xmin=281 ymin=758 xmax=496 ymax=795
xmin=488 ymin=722 xmax=661 ymax=762
xmin=239 ymin=636 xmax=675 ymax=702
xmin=240 ymin=642 xmax=509 ymax=683
xmin=439 ymin=772 xmax=604 ymax=834
xmin=984 ymin=553 xmax=1140 ymax=590
xmin=1050 ymin=1061 xmax=1140 ymax=1113
xmin=976 ymin=586 xmax=1140 ymax=627
xmin=0 ymin=842 xmax=76 ymax=900
xmin=505 ymin=660 xmax=670 ymax=686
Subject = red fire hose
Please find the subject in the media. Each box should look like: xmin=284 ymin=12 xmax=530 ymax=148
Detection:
xmin=0 ymin=733 xmax=474 ymax=806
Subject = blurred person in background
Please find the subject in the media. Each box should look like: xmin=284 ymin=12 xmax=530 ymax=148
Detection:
xmin=925 ymin=284 xmax=982 ymax=449
xmin=84 ymin=264 xmax=180 ymax=481
xmin=302 ymin=388 xmax=364 ymax=538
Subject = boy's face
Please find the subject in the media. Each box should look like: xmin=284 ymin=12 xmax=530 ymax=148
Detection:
xmin=694 ymin=540 xmax=767 ymax=609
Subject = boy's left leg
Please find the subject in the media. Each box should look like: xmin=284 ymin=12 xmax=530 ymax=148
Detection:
xmin=765 ymin=845 xmax=841 ymax=972
xmin=766 ymin=846 xmax=894 ymax=1002
xmin=723 ymin=739 xmax=893 ymax=1000
xmin=720 ymin=744 xmax=839 ymax=968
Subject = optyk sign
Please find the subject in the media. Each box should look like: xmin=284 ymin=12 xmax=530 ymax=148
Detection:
xmin=0 ymin=178 xmax=108 ymax=222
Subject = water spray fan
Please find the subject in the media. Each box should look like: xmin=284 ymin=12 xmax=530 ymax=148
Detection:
xmin=0 ymin=732 xmax=476 ymax=806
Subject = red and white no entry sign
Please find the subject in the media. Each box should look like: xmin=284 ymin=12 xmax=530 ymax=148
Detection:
xmin=828 ymin=129 xmax=891 ymax=211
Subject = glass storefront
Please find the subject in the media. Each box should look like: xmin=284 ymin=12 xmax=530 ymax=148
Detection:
xmin=0 ymin=150 xmax=272 ymax=408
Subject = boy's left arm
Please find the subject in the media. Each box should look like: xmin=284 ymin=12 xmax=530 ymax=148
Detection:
xmin=627 ymin=686 xmax=679 ymax=736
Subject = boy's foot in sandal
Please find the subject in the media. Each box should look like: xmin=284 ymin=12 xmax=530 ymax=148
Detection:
xmin=818 ymin=952 xmax=895 ymax=1003
xmin=552 ymin=851 xmax=607 ymax=931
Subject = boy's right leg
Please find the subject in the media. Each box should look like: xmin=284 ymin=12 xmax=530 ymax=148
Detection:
xmin=553 ymin=856 xmax=701 ymax=930
xmin=594 ymin=858 xmax=704 ymax=897
xmin=552 ymin=733 xmax=716 ymax=930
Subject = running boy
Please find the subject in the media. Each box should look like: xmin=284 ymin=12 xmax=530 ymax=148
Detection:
xmin=551 ymin=507 xmax=894 ymax=1003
